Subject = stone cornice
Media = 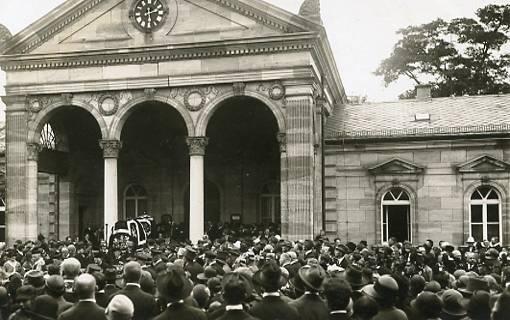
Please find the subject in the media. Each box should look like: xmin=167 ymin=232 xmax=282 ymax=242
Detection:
xmin=5 ymin=67 xmax=316 ymax=96
xmin=0 ymin=33 xmax=316 ymax=72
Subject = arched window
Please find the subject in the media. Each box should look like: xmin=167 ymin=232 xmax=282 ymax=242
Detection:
xmin=40 ymin=123 xmax=56 ymax=150
xmin=381 ymin=187 xmax=411 ymax=242
xmin=470 ymin=186 xmax=501 ymax=242
xmin=124 ymin=184 xmax=148 ymax=219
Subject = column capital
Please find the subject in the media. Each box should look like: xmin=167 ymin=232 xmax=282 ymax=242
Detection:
xmin=99 ymin=140 xmax=122 ymax=158
xmin=27 ymin=143 xmax=42 ymax=161
xmin=186 ymin=137 xmax=209 ymax=156
xmin=277 ymin=132 xmax=287 ymax=153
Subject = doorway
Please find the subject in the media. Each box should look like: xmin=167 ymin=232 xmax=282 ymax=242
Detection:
xmin=381 ymin=187 xmax=411 ymax=242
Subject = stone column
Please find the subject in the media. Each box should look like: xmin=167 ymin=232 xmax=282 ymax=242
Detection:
xmin=186 ymin=137 xmax=208 ymax=244
xmin=26 ymin=143 xmax=41 ymax=240
xmin=2 ymin=96 xmax=29 ymax=244
xmin=284 ymin=87 xmax=316 ymax=241
xmin=99 ymin=140 xmax=122 ymax=242
xmin=277 ymin=133 xmax=289 ymax=235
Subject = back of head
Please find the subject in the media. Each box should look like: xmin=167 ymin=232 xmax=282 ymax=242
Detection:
xmin=323 ymin=278 xmax=352 ymax=311
xmin=106 ymin=294 xmax=134 ymax=320
xmin=61 ymin=258 xmax=81 ymax=278
xmin=74 ymin=274 xmax=96 ymax=300
xmin=140 ymin=270 xmax=154 ymax=294
xmin=492 ymin=290 xmax=510 ymax=320
xmin=467 ymin=290 xmax=490 ymax=319
xmin=192 ymin=284 xmax=210 ymax=309
xmin=222 ymin=272 xmax=251 ymax=305
xmin=46 ymin=275 xmax=66 ymax=298
xmin=123 ymin=261 xmax=142 ymax=284
xmin=412 ymin=291 xmax=442 ymax=319
xmin=353 ymin=295 xmax=378 ymax=319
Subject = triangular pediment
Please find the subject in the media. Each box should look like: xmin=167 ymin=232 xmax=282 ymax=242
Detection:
xmin=368 ymin=158 xmax=424 ymax=175
xmin=1 ymin=0 xmax=318 ymax=55
xmin=457 ymin=155 xmax=510 ymax=173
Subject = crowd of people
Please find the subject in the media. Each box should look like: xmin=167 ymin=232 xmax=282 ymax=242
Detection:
xmin=0 ymin=223 xmax=509 ymax=320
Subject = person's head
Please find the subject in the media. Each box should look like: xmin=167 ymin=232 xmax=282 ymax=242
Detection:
xmin=123 ymin=261 xmax=142 ymax=284
xmin=352 ymin=295 xmax=378 ymax=320
xmin=253 ymin=260 xmax=286 ymax=293
xmin=74 ymin=273 xmax=97 ymax=300
xmin=140 ymin=270 xmax=155 ymax=294
xmin=361 ymin=274 xmax=399 ymax=308
xmin=467 ymin=290 xmax=490 ymax=320
xmin=191 ymin=284 xmax=210 ymax=309
xmin=106 ymin=294 xmax=134 ymax=320
xmin=409 ymin=274 xmax=426 ymax=297
xmin=323 ymin=277 xmax=352 ymax=311
xmin=61 ymin=257 xmax=81 ymax=279
xmin=222 ymin=272 xmax=252 ymax=305
xmin=45 ymin=275 xmax=66 ymax=298
xmin=412 ymin=291 xmax=442 ymax=319
xmin=15 ymin=285 xmax=35 ymax=309
xmin=157 ymin=267 xmax=192 ymax=302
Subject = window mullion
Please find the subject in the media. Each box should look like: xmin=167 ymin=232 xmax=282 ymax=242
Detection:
xmin=482 ymin=202 xmax=488 ymax=240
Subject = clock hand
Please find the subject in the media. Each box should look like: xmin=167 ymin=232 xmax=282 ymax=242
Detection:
xmin=145 ymin=8 xmax=158 ymax=16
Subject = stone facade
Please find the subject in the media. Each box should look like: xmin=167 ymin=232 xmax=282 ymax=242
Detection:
xmin=0 ymin=0 xmax=345 ymax=244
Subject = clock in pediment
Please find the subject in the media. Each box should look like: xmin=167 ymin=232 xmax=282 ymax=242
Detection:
xmin=130 ymin=0 xmax=169 ymax=33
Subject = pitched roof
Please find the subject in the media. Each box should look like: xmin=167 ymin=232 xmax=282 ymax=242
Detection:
xmin=325 ymin=94 xmax=510 ymax=140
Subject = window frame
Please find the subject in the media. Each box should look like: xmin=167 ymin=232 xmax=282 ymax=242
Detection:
xmin=123 ymin=184 xmax=148 ymax=220
xmin=380 ymin=187 xmax=412 ymax=243
xmin=469 ymin=186 xmax=502 ymax=242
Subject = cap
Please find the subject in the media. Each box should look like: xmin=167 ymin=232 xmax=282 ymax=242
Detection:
xmin=106 ymin=294 xmax=134 ymax=317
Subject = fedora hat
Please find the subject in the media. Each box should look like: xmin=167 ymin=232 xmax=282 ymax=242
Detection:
xmin=197 ymin=266 xmax=218 ymax=282
xmin=253 ymin=260 xmax=287 ymax=290
xmin=343 ymin=265 xmax=368 ymax=290
xmin=441 ymin=289 xmax=467 ymax=317
xmin=298 ymin=264 xmax=326 ymax=292
xmin=361 ymin=275 xmax=399 ymax=301
xmin=157 ymin=268 xmax=192 ymax=301
xmin=458 ymin=276 xmax=489 ymax=296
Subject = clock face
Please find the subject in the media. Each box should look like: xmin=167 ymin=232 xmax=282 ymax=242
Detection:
xmin=132 ymin=0 xmax=167 ymax=32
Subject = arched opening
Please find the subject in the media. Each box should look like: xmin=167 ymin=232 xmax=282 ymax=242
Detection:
xmin=381 ymin=187 xmax=411 ymax=242
xmin=37 ymin=106 xmax=103 ymax=240
xmin=470 ymin=186 xmax=501 ymax=242
xmin=205 ymin=96 xmax=280 ymax=228
xmin=119 ymin=101 xmax=188 ymax=227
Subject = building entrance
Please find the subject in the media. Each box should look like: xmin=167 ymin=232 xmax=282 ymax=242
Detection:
xmin=382 ymin=188 xmax=411 ymax=242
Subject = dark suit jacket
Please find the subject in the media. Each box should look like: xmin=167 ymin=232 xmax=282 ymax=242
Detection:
xmin=250 ymin=296 xmax=301 ymax=320
xmin=289 ymin=294 xmax=329 ymax=320
xmin=152 ymin=303 xmax=206 ymax=320
xmin=113 ymin=284 xmax=157 ymax=320
xmin=58 ymin=301 xmax=107 ymax=320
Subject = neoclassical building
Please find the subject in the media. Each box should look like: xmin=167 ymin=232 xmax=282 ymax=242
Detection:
xmin=1 ymin=0 xmax=510 ymax=246
xmin=0 ymin=0 xmax=343 ymax=244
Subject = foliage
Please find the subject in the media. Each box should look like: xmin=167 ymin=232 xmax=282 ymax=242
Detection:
xmin=375 ymin=4 xmax=510 ymax=98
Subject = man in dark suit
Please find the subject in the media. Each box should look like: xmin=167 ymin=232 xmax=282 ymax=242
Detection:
xmin=40 ymin=275 xmax=73 ymax=316
xmin=58 ymin=273 xmax=107 ymax=320
xmin=112 ymin=261 xmax=157 ymax=320
xmin=289 ymin=265 xmax=329 ymax=320
xmin=153 ymin=267 xmax=206 ymax=320
xmin=215 ymin=272 xmax=259 ymax=320
xmin=250 ymin=261 xmax=300 ymax=320
xmin=323 ymin=277 xmax=352 ymax=320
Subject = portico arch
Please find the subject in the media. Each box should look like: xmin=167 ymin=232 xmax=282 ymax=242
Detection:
xmin=195 ymin=91 xmax=286 ymax=136
xmin=28 ymin=100 xmax=108 ymax=143
xmin=110 ymin=96 xmax=195 ymax=140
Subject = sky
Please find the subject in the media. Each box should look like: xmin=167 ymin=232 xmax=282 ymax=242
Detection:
xmin=0 ymin=0 xmax=508 ymax=106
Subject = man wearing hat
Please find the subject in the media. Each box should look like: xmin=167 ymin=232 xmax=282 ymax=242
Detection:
xmin=341 ymin=265 xmax=367 ymax=302
xmin=9 ymin=285 xmax=36 ymax=320
xmin=440 ymin=289 xmax=467 ymax=320
xmin=184 ymin=247 xmax=204 ymax=282
xmin=250 ymin=261 xmax=299 ymax=320
xmin=25 ymin=270 xmax=46 ymax=296
xmin=323 ymin=278 xmax=352 ymax=320
xmin=103 ymin=268 xmax=121 ymax=301
xmin=210 ymin=272 xmax=257 ymax=320
xmin=289 ymin=265 xmax=329 ymax=320
xmin=112 ymin=261 xmax=157 ymax=320
xmin=153 ymin=268 xmax=206 ymax=320
xmin=361 ymin=274 xmax=407 ymax=320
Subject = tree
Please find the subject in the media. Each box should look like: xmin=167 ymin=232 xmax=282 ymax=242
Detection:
xmin=375 ymin=4 xmax=510 ymax=99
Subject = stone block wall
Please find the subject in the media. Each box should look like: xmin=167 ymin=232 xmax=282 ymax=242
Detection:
xmin=324 ymin=139 xmax=510 ymax=246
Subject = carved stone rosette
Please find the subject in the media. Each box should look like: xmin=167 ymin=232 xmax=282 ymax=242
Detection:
xmin=277 ymin=132 xmax=287 ymax=153
xmin=99 ymin=140 xmax=122 ymax=158
xmin=269 ymin=83 xmax=285 ymax=100
xmin=184 ymin=89 xmax=206 ymax=112
xmin=186 ymin=137 xmax=209 ymax=156
xmin=98 ymin=94 xmax=119 ymax=116
xmin=27 ymin=143 xmax=42 ymax=161
xmin=144 ymin=88 xmax=157 ymax=99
